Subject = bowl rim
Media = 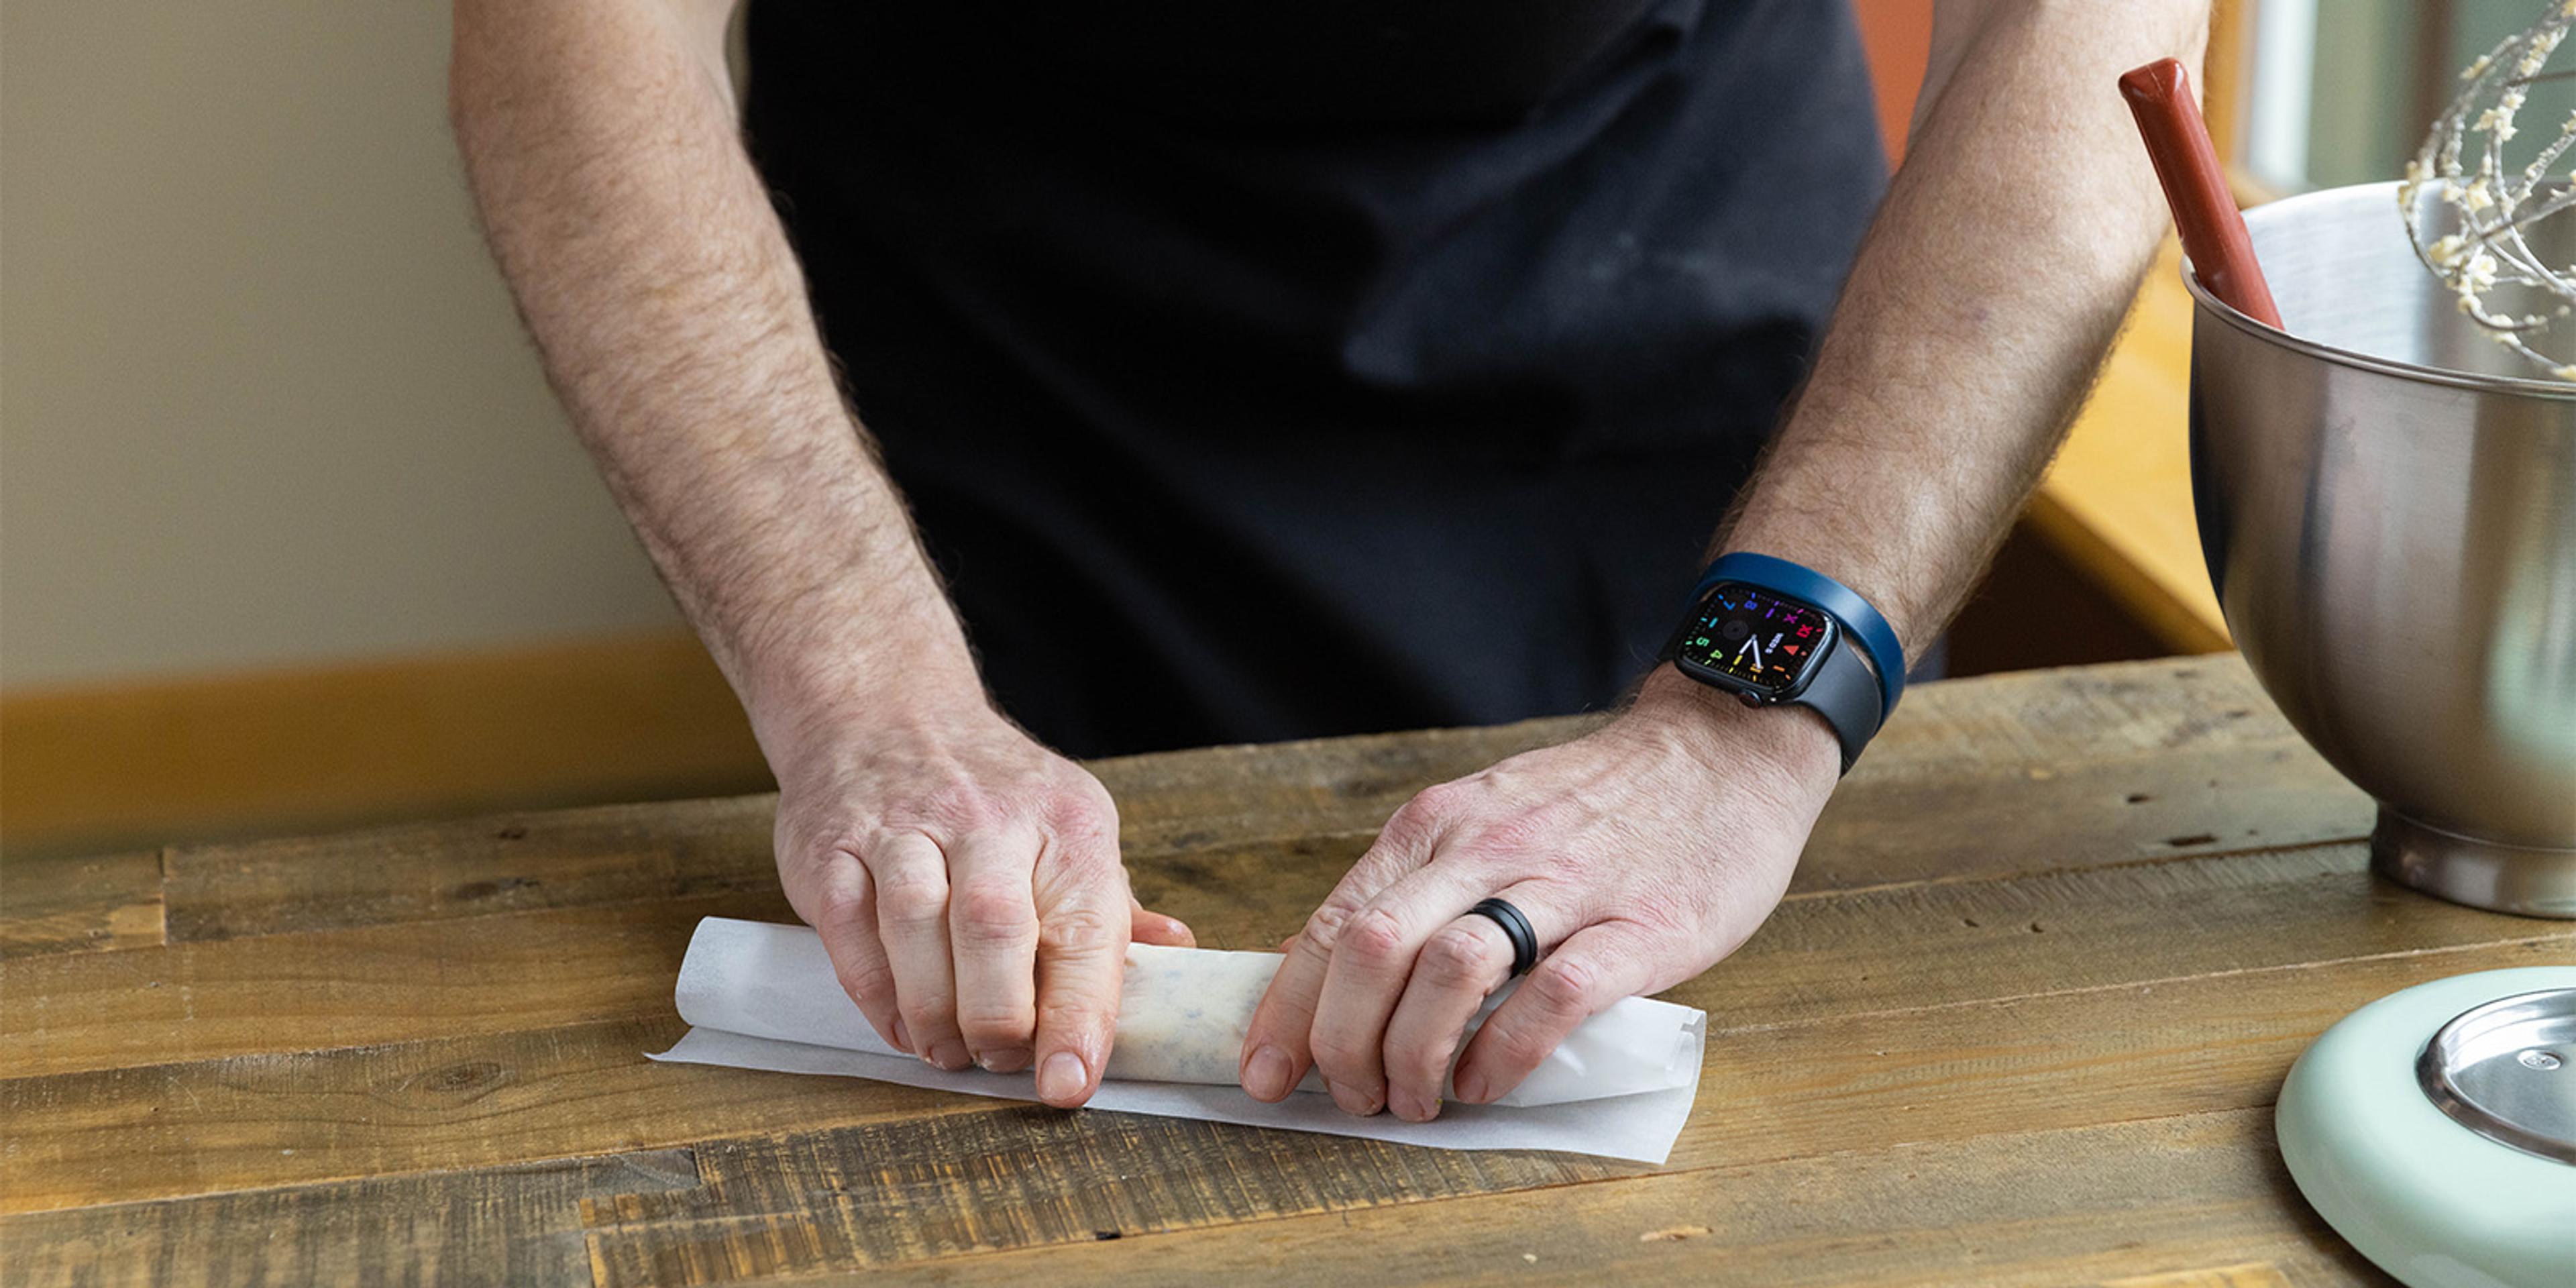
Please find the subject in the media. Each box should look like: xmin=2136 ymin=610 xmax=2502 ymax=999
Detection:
xmin=2183 ymin=180 xmax=2576 ymax=401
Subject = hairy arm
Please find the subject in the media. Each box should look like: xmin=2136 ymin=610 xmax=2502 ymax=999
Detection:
xmin=449 ymin=0 xmax=974 ymax=734
xmin=451 ymin=0 xmax=1185 ymax=1106
xmin=1244 ymin=0 xmax=2212 ymax=1121
xmin=1709 ymin=0 xmax=2210 ymax=655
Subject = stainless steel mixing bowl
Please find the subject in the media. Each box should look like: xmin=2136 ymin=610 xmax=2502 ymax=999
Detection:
xmin=2187 ymin=180 xmax=2576 ymax=918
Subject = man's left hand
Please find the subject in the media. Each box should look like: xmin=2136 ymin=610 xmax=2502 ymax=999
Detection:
xmin=1236 ymin=665 xmax=1843 ymax=1120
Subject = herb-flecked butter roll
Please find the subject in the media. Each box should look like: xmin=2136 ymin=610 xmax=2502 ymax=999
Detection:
xmin=1110 ymin=943 xmax=1703 ymax=1106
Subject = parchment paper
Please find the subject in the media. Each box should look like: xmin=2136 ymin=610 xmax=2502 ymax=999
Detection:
xmin=650 ymin=917 xmax=1704 ymax=1163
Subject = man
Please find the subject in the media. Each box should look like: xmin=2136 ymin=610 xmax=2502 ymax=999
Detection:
xmin=453 ymin=0 xmax=2206 ymax=1122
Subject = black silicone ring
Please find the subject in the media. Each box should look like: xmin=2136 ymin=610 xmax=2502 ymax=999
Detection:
xmin=1468 ymin=898 xmax=1538 ymax=977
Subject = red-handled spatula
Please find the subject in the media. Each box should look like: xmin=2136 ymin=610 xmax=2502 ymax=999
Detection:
xmin=2120 ymin=57 xmax=2284 ymax=329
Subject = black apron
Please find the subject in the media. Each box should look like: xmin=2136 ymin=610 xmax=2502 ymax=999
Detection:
xmin=743 ymin=0 xmax=1886 ymax=756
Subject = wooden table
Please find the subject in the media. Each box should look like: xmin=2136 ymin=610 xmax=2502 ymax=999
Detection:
xmin=8 ymin=657 xmax=2569 ymax=1285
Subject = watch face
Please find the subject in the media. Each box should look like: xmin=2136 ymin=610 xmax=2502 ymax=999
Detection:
xmin=1674 ymin=583 xmax=1835 ymax=697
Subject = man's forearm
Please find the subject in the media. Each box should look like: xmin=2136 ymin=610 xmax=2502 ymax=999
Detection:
xmin=1717 ymin=0 xmax=2210 ymax=655
xmin=449 ymin=0 xmax=978 ymax=755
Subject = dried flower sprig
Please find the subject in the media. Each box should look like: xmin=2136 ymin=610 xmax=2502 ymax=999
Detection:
xmin=2402 ymin=0 xmax=2576 ymax=380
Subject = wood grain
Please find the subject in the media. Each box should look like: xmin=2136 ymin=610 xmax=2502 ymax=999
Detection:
xmin=157 ymin=798 xmax=780 ymax=945
xmin=11 ymin=843 xmax=2561 ymax=1214
xmin=577 ymin=1113 xmax=1610 ymax=1287
xmin=7 ymin=1108 xmax=2366 ymax=1288
xmin=0 ymin=850 xmax=166 ymax=959
xmin=121 ymin=658 xmax=2366 ymax=952
xmin=3 ymin=1148 xmax=702 ymax=1288
xmin=1 ymin=658 xmax=2473 ymax=1287
xmin=0 ymin=892 xmax=788 ymax=1082
xmin=623 ymin=1110 xmax=2386 ymax=1288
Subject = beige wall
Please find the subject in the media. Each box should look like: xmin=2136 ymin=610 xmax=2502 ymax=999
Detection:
xmin=1 ymin=1 xmax=684 ymax=690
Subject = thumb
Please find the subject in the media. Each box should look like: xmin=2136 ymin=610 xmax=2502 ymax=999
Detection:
xmin=1030 ymin=843 xmax=1130 ymax=1108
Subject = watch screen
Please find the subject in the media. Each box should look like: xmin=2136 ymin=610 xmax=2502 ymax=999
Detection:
xmin=1674 ymin=584 xmax=1833 ymax=695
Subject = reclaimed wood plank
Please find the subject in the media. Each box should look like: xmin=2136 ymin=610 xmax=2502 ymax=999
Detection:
xmin=0 ymin=657 xmax=2426 ymax=1288
xmin=3 ymin=1148 xmax=701 ymax=1288
xmin=596 ymin=1110 xmax=2387 ymax=1288
xmin=1666 ymin=936 xmax=2573 ymax=1172
xmin=576 ymin=1113 xmax=1609 ymax=1287
xmin=0 ymin=1106 xmax=2380 ymax=1287
xmin=0 ymin=850 xmax=166 ymax=959
xmin=1108 ymin=657 xmax=2328 ymax=851
xmin=10 ymin=843 xmax=2562 ymax=1213
xmin=1134 ymin=843 xmax=2538 ymax=1028
xmin=0 ymin=891 xmax=790 ymax=1083
xmin=155 ymin=798 xmax=780 ymax=945
xmin=12 ymin=833 xmax=2417 ymax=1095
xmin=1801 ymin=735 xmax=2362 ymax=894
xmin=442 ymin=938 xmax=2549 ymax=1276
xmin=126 ymin=657 xmax=2365 ymax=947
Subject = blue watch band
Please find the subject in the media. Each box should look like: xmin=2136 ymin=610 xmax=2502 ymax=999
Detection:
xmin=1690 ymin=552 xmax=1907 ymax=718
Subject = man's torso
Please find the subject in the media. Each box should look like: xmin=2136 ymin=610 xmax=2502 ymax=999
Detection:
xmin=744 ymin=0 xmax=1887 ymax=755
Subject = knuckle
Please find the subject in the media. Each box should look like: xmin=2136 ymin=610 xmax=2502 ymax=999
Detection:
xmin=1465 ymin=810 xmax=1552 ymax=858
xmin=1409 ymin=780 xmax=1466 ymax=816
xmin=1341 ymin=906 xmax=1408 ymax=966
xmin=1300 ymin=900 xmax=1359 ymax=953
xmin=1041 ymin=833 xmax=1120 ymax=881
xmin=1042 ymin=782 xmax=1116 ymax=835
xmin=808 ymin=882 xmax=872 ymax=932
xmin=1037 ymin=904 xmax=1116 ymax=957
xmin=1381 ymin=794 xmax=1450 ymax=845
xmin=784 ymin=826 xmax=867 ymax=866
xmin=953 ymin=879 xmax=1035 ymax=943
xmin=1036 ymin=996 xmax=1110 ymax=1036
xmin=1419 ymin=924 xmax=1497 ymax=988
xmin=875 ymin=875 xmax=949 ymax=929
xmin=1525 ymin=955 xmax=1598 ymax=1014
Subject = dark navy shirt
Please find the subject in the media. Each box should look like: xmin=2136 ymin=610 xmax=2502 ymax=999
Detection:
xmin=743 ymin=0 xmax=1887 ymax=755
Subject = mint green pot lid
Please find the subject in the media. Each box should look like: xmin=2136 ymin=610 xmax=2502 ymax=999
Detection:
xmin=2276 ymin=966 xmax=2576 ymax=1288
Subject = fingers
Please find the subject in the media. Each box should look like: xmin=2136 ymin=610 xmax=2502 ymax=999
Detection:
xmin=1130 ymin=896 xmax=1195 ymax=948
xmin=1451 ymin=920 xmax=1656 ymax=1106
xmin=1238 ymin=796 xmax=1452 ymax=1108
xmin=1377 ymin=890 xmax=1545 ymax=1122
xmin=1030 ymin=834 xmax=1130 ymax=1108
xmin=1240 ymin=902 xmax=1347 ymax=1104
xmin=947 ymin=828 xmax=1043 ymax=1073
xmin=801 ymin=849 xmax=908 ymax=1053
xmin=867 ymin=831 xmax=971 ymax=1071
xmin=1304 ymin=863 xmax=1496 ymax=1117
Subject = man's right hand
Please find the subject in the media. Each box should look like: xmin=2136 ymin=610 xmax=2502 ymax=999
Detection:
xmin=452 ymin=0 xmax=1193 ymax=1108
xmin=450 ymin=0 xmax=1196 ymax=1109
xmin=769 ymin=701 xmax=1192 ymax=1109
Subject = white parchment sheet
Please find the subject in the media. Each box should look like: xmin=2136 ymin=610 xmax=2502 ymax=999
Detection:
xmin=651 ymin=917 xmax=1705 ymax=1163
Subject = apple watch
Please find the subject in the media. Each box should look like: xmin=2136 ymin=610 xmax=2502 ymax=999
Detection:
xmin=1658 ymin=553 xmax=1907 ymax=773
